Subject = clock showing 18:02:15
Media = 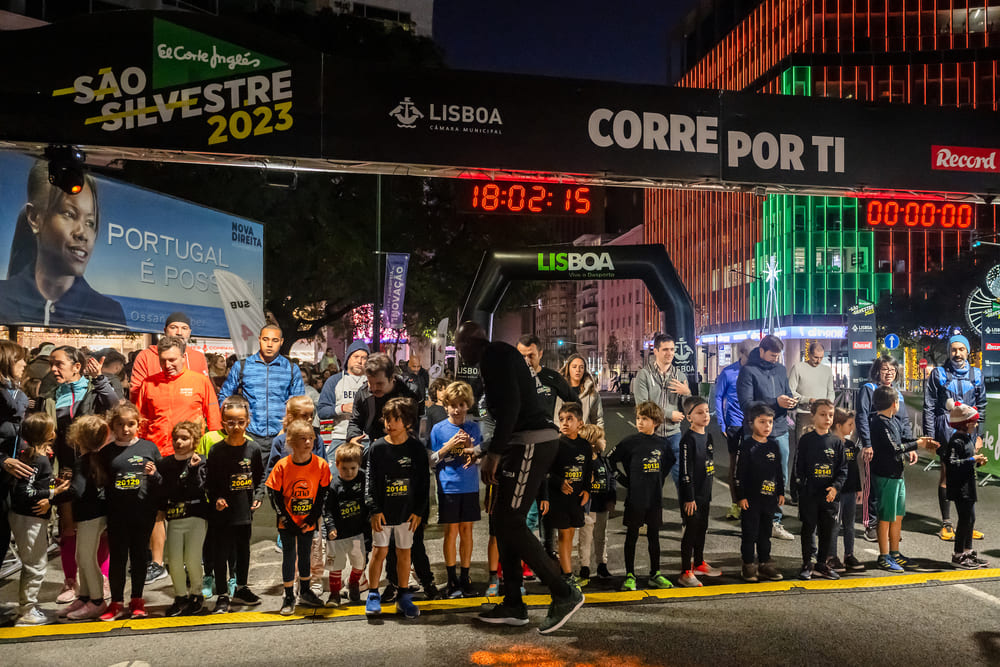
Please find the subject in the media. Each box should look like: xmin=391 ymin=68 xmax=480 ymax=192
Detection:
xmin=459 ymin=180 xmax=597 ymax=217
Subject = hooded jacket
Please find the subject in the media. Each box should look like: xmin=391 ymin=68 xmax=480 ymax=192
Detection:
xmin=555 ymin=376 xmax=604 ymax=427
xmin=345 ymin=378 xmax=418 ymax=442
xmin=923 ymin=359 xmax=986 ymax=442
xmin=736 ymin=347 xmax=792 ymax=436
xmin=317 ymin=340 xmax=371 ymax=437
xmin=714 ymin=360 xmax=743 ymax=432
xmin=633 ymin=358 xmax=688 ymax=436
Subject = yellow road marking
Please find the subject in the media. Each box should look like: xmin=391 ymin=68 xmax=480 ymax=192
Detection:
xmin=2 ymin=569 xmax=997 ymax=642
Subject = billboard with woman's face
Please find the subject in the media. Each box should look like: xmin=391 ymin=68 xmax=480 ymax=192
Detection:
xmin=0 ymin=152 xmax=263 ymax=337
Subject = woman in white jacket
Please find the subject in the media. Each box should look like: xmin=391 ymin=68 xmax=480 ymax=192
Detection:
xmin=558 ymin=354 xmax=604 ymax=428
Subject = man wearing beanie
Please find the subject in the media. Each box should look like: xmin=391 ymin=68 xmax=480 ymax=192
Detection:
xmin=923 ymin=333 xmax=987 ymax=541
xmin=317 ymin=339 xmax=370 ymax=460
xmin=129 ymin=311 xmax=209 ymax=403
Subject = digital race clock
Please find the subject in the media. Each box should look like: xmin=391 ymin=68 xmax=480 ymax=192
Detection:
xmin=459 ymin=180 xmax=600 ymax=217
xmin=864 ymin=198 xmax=975 ymax=229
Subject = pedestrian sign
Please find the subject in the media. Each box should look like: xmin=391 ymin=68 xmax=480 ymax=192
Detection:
xmin=884 ymin=334 xmax=899 ymax=350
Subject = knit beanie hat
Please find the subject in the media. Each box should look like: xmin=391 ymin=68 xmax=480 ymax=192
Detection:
xmin=946 ymin=398 xmax=979 ymax=427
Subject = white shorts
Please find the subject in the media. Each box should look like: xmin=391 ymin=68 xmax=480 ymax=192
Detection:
xmin=372 ymin=523 xmax=414 ymax=549
xmin=327 ymin=535 xmax=366 ymax=572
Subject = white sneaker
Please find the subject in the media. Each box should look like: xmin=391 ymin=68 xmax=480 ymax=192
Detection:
xmin=678 ymin=571 xmax=702 ymax=588
xmin=772 ymin=522 xmax=794 ymax=541
xmin=67 ymin=600 xmax=106 ymax=621
xmin=16 ymin=606 xmax=49 ymax=626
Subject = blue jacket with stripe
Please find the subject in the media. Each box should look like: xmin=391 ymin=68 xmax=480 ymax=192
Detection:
xmin=922 ymin=360 xmax=986 ymax=442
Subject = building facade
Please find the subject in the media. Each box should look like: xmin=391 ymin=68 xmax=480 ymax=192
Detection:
xmin=648 ymin=0 xmax=1000 ymax=379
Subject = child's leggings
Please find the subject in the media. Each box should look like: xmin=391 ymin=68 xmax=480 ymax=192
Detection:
xmin=167 ymin=517 xmax=207 ymax=597
xmin=955 ymin=499 xmax=976 ymax=553
xmin=107 ymin=507 xmax=156 ymax=602
xmin=680 ymin=504 xmax=710 ymax=571
xmin=213 ymin=523 xmax=252 ymax=595
xmin=75 ymin=516 xmax=110 ymax=601
xmin=624 ymin=524 xmax=660 ymax=575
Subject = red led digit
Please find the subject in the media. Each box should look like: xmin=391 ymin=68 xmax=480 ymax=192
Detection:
xmin=920 ymin=203 xmax=936 ymax=227
xmin=472 ymin=185 xmax=479 ymax=209
xmin=574 ymin=187 xmax=591 ymax=214
xmin=867 ymin=200 xmax=882 ymax=225
xmin=564 ymin=189 xmax=572 ymax=211
xmin=958 ymin=204 xmax=973 ymax=228
xmin=884 ymin=201 xmax=899 ymax=226
xmin=903 ymin=202 xmax=918 ymax=227
xmin=481 ymin=183 xmax=500 ymax=211
xmin=941 ymin=203 xmax=955 ymax=228
xmin=528 ymin=186 xmax=545 ymax=212
xmin=508 ymin=184 xmax=526 ymax=212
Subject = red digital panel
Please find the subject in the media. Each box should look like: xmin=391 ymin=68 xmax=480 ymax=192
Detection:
xmin=461 ymin=180 xmax=600 ymax=217
xmin=865 ymin=199 xmax=974 ymax=229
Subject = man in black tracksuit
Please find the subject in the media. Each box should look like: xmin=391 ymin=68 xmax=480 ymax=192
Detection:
xmin=794 ymin=405 xmax=847 ymax=580
xmin=458 ymin=322 xmax=583 ymax=634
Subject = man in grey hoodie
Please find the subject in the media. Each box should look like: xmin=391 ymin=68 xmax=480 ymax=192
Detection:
xmin=633 ymin=333 xmax=691 ymax=483
xmin=317 ymin=339 xmax=370 ymax=461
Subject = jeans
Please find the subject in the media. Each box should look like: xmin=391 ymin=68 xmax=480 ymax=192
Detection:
xmin=665 ymin=432 xmax=681 ymax=484
xmin=773 ymin=432 xmax=789 ymax=523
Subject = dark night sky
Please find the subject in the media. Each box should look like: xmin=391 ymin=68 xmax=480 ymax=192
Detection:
xmin=432 ymin=0 xmax=694 ymax=85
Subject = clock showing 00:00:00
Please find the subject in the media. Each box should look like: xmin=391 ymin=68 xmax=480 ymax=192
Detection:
xmin=865 ymin=199 xmax=974 ymax=229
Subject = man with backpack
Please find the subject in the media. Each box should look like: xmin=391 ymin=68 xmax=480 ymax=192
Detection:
xmin=218 ymin=324 xmax=305 ymax=460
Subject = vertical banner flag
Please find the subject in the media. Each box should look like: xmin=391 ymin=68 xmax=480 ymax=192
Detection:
xmin=214 ymin=269 xmax=266 ymax=359
xmin=430 ymin=317 xmax=449 ymax=377
xmin=383 ymin=253 xmax=410 ymax=329
xmin=847 ymin=300 xmax=877 ymax=389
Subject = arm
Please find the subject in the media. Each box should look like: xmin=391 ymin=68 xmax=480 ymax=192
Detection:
xmin=203 ymin=379 xmax=222 ymax=432
xmin=677 ymin=434 xmax=694 ymax=504
xmin=855 ymin=386 xmax=873 ymax=447
xmin=736 ymin=368 xmax=754 ymax=421
xmin=714 ymin=370 xmax=730 ymax=428
xmin=303 ymin=481 xmax=328 ymax=529
xmin=551 ymin=372 xmax=576 ymax=404
xmin=479 ymin=352 xmax=521 ymax=456
xmin=345 ymin=393 xmax=367 ymax=441
xmin=632 ymin=369 xmax=651 ymax=405
xmin=976 ymin=373 xmax=988 ymax=438
xmin=592 ymin=394 xmax=605 ymax=429
xmin=268 ymin=486 xmax=298 ymax=532
xmin=89 ymin=374 xmax=120 ymax=412
xmin=734 ymin=444 xmax=748 ymax=501
xmin=831 ymin=441 xmax=848 ymax=492
xmin=775 ymin=444 xmax=785 ymax=498
xmin=316 ymin=374 xmax=341 ymax=420
xmin=251 ymin=448 xmax=266 ymax=506
xmin=129 ymin=349 xmax=151 ymax=403
xmin=289 ymin=361 xmax=305 ymax=397
xmin=787 ymin=364 xmax=802 ymax=401
xmin=414 ymin=443 xmax=431 ymax=518
xmin=364 ymin=447 xmax=384 ymax=516
xmin=217 ymin=363 xmax=240 ymax=406
xmin=922 ymin=370 xmax=938 ymax=440
xmin=825 ymin=368 xmax=835 ymax=402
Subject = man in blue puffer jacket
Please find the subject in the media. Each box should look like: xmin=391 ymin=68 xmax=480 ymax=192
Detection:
xmin=715 ymin=339 xmax=755 ymax=520
xmin=923 ymin=333 xmax=987 ymax=541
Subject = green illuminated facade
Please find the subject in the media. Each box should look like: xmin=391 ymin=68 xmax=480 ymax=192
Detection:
xmin=749 ymin=66 xmax=893 ymax=321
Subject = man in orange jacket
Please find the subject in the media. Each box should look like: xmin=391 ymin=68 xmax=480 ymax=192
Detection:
xmin=130 ymin=311 xmax=209 ymax=403
xmin=135 ymin=334 xmax=221 ymax=584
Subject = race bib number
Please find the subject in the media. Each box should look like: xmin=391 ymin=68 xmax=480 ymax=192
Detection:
xmin=813 ymin=463 xmax=832 ymax=479
xmin=642 ymin=460 xmax=660 ymax=473
xmin=760 ymin=480 xmax=776 ymax=496
xmin=166 ymin=502 xmax=186 ymax=520
xmin=705 ymin=461 xmax=715 ymax=476
xmin=386 ymin=478 xmax=409 ymax=497
xmin=115 ymin=473 xmax=141 ymax=491
xmin=340 ymin=499 xmax=361 ymax=519
xmin=565 ymin=465 xmax=583 ymax=483
xmin=846 ymin=449 xmax=856 ymax=462
xmin=230 ymin=473 xmax=252 ymax=491
xmin=290 ymin=498 xmax=313 ymax=516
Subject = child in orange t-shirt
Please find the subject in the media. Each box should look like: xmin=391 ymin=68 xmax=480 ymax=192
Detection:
xmin=266 ymin=420 xmax=331 ymax=615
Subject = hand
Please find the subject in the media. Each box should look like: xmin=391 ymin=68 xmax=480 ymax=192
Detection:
xmin=33 ymin=498 xmax=51 ymax=515
xmin=778 ymin=495 xmax=785 ymax=506
xmin=156 ymin=510 xmax=167 ymax=522
xmin=825 ymin=487 xmax=837 ymax=503
xmin=907 ymin=451 xmax=918 ymax=465
xmin=671 ymin=411 xmax=684 ymax=424
xmin=862 ymin=447 xmax=874 ymax=463
xmin=329 ymin=528 xmax=338 ymax=540
xmin=302 ymin=522 xmax=315 ymax=533
xmin=668 ymin=379 xmax=691 ymax=396
xmin=53 ymin=477 xmax=71 ymax=495
xmin=561 ymin=479 xmax=573 ymax=495
xmin=348 ymin=435 xmax=365 ymax=448
xmin=341 ymin=402 xmax=354 ymax=415
xmin=777 ymin=395 xmax=797 ymax=409
xmin=917 ymin=437 xmax=940 ymax=450
xmin=976 ymin=437 xmax=984 ymax=453
xmin=539 ymin=500 xmax=549 ymax=516
xmin=480 ymin=453 xmax=500 ymax=485
xmin=190 ymin=453 xmax=202 ymax=466
xmin=2 ymin=457 xmax=34 ymax=479
xmin=683 ymin=501 xmax=696 ymax=516
xmin=738 ymin=499 xmax=749 ymax=510
xmin=408 ymin=513 xmax=422 ymax=532
xmin=84 ymin=355 xmax=105 ymax=378
xmin=975 ymin=454 xmax=988 ymax=466
xmin=371 ymin=513 xmax=385 ymax=532
xmin=251 ymin=500 xmax=261 ymax=512
xmin=144 ymin=461 xmax=157 ymax=475
xmin=580 ymin=490 xmax=589 ymax=506
xmin=215 ymin=498 xmax=229 ymax=511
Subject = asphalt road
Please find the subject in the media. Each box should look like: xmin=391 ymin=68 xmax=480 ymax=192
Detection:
xmin=3 ymin=395 xmax=1000 ymax=666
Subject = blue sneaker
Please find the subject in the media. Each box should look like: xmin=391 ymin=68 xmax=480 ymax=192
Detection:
xmin=228 ymin=576 xmax=237 ymax=597
xmin=365 ymin=591 xmax=381 ymax=616
xmin=877 ymin=555 xmax=904 ymax=573
xmin=201 ymin=575 xmax=215 ymax=599
xmin=396 ymin=592 xmax=419 ymax=619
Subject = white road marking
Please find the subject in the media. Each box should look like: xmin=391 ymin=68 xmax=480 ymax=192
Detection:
xmin=863 ymin=548 xmax=879 ymax=556
xmin=715 ymin=478 xmax=730 ymax=490
xmin=955 ymin=583 xmax=1000 ymax=607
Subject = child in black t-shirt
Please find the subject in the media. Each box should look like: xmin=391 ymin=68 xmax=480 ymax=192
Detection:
xmin=324 ymin=441 xmax=368 ymax=606
xmin=9 ymin=412 xmax=70 ymax=626
xmin=940 ymin=400 xmax=989 ymax=569
xmin=830 ymin=408 xmax=865 ymax=573
xmin=577 ymin=424 xmax=615 ymax=585
xmin=548 ymin=402 xmax=593 ymax=583
xmin=206 ymin=395 xmax=264 ymax=614
xmin=677 ymin=396 xmax=719 ymax=587
xmin=735 ymin=403 xmax=784 ymax=584
xmin=159 ymin=421 xmax=208 ymax=617
xmin=364 ymin=397 xmax=429 ymax=620
xmin=609 ymin=401 xmax=676 ymax=592
xmin=794 ymin=399 xmax=847 ymax=581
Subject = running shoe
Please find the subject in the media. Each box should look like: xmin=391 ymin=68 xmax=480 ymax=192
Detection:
xmin=446 ymin=582 xmax=463 ymax=599
xmin=56 ymin=579 xmax=78 ymax=604
xmin=522 ymin=562 xmax=537 ymax=582
xmin=678 ymin=570 xmax=702 ymax=587
xmin=326 ymin=591 xmax=343 ymax=607
xmin=891 ymin=553 xmax=914 ymax=569
xmin=970 ymin=551 xmax=990 ymax=568
xmin=459 ymin=577 xmax=474 ymax=598
xmin=128 ymin=598 xmax=148 ymax=619
xmin=227 ymin=576 xmax=237 ymax=597
xmin=298 ymin=587 xmax=324 ymax=608
xmin=396 ymin=592 xmax=420 ymax=619
xmin=799 ymin=563 xmax=813 ymax=580
xmin=877 ymin=555 xmax=904 ymax=573
xmin=100 ymin=601 xmax=128 ymax=621
xmin=741 ymin=563 xmax=758 ymax=583
xmin=863 ymin=526 xmax=878 ymax=542
xmin=477 ymin=601 xmax=529 ymax=626
xmin=183 ymin=595 xmax=204 ymax=615
xmin=648 ymin=572 xmax=673 ymax=589
xmin=577 ymin=567 xmax=590 ymax=588
xmin=758 ymin=562 xmax=783 ymax=581
xmin=213 ymin=595 xmax=230 ymax=614
xmin=232 ymin=586 xmax=261 ymax=606
xmin=596 ymin=563 xmax=612 ymax=579
xmin=973 ymin=529 xmax=985 ymax=540
xmin=939 ymin=524 xmax=956 ymax=541
xmin=348 ymin=578 xmax=361 ymax=603
xmin=772 ymin=522 xmax=794 ymax=541
xmin=485 ymin=577 xmax=500 ymax=597
xmin=201 ymin=575 xmax=215 ymax=599
xmin=621 ymin=573 xmax=637 ymax=591
xmin=15 ymin=606 xmax=49 ymax=626
xmin=812 ymin=563 xmax=840 ymax=580
xmin=165 ymin=596 xmax=188 ymax=617
xmin=695 ymin=561 xmax=722 ymax=577
xmin=844 ymin=555 xmax=865 ymax=572
xmin=365 ymin=590 xmax=381 ymax=616
xmin=827 ymin=556 xmax=847 ymax=574
xmin=538 ymin=585 xmax=584 ymax=635
xmin=280 ymin=595 xmax=296 ymax=616
xmin=144 ymin=562 xmax=168 ymax=585
xmin=381 ymin=583 xmax=398 ymax=604
xmin=59 ymin=597 xmax=88 ymax=618
xmin=952 ymin=553 xmax=978 ymax=570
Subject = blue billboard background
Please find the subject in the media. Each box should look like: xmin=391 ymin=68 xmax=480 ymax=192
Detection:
xmin=0 ymin=152 xmax=263 ymax=337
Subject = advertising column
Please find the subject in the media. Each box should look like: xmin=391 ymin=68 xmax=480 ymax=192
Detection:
xmin=847 ymin=300 xmax=877 ymax=389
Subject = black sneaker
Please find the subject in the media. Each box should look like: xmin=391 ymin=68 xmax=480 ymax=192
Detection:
xmin=863 ymin=526 xmax=878 ymax=542
xmin=232 ymin=586 xmax=261 ymax=606
xmin=348 ymin=579 xmax=361 ymax=603
xmin=298 ymin=587 xmax=324 ymax=608
xmin=813 ymin=563 xmax=840 ymax=580
xmin=459 ymin=577 xmax=474 ymax=598
xmin=144 ymin=562 xmax=168 ymax=585
xmin=165 ymin=596 xmax=188 ymax=617
xmin=476 ymin=601 xmax=529 ymax=626
xmin=596 ymin=563 xmax=612 ymax=579
xmin=381 ymin=583 xmax=398 ymax=604
xmin=970 ymin=551 xmax=990 ymax=568
xmin=213 ymin=595 xmax=230 ymax=614
xmin=538 ymin=584 xmax=585 ymax=635
xmin=326 ymin=590 xmax=342 ymax=607
xmin=827 ymin=556 xmax=847 ymax=574
xmin=182 ymin=595 xmax=204 ymax=615
xmin=844 ymin=555 xmax=865 ymax=572
xmin=952 ymin=553 xmax=977 ymax=570
xmin=422 ymin=582 xmax=439 ymax=601
xmin=799 ymin=563 xmax=813 ymax=580
xmin=446 ymin=581 xmax=462 ymax=599
xmin=280 ymin=596 xmax=296 ymax=616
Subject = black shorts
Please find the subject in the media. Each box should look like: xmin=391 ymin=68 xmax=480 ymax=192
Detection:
xmin=438 ymin=491 xmax=482 ymax=524
xmin=623 ymin=504 xmax=662 ymax=530
xmin=545 ymin=502 xmax=585 ymax=530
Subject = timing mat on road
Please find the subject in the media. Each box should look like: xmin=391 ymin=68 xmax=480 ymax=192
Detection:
xmin=3 ymin=568 xmax=998 ymax=642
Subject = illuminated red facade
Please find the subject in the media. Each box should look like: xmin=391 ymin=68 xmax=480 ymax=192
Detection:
xmin=646 ymin=0 xmax=1000 ymax=335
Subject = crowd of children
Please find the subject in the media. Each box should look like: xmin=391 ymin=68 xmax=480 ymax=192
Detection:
xmin=3 ymin=377 xmax=992 ymax=626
